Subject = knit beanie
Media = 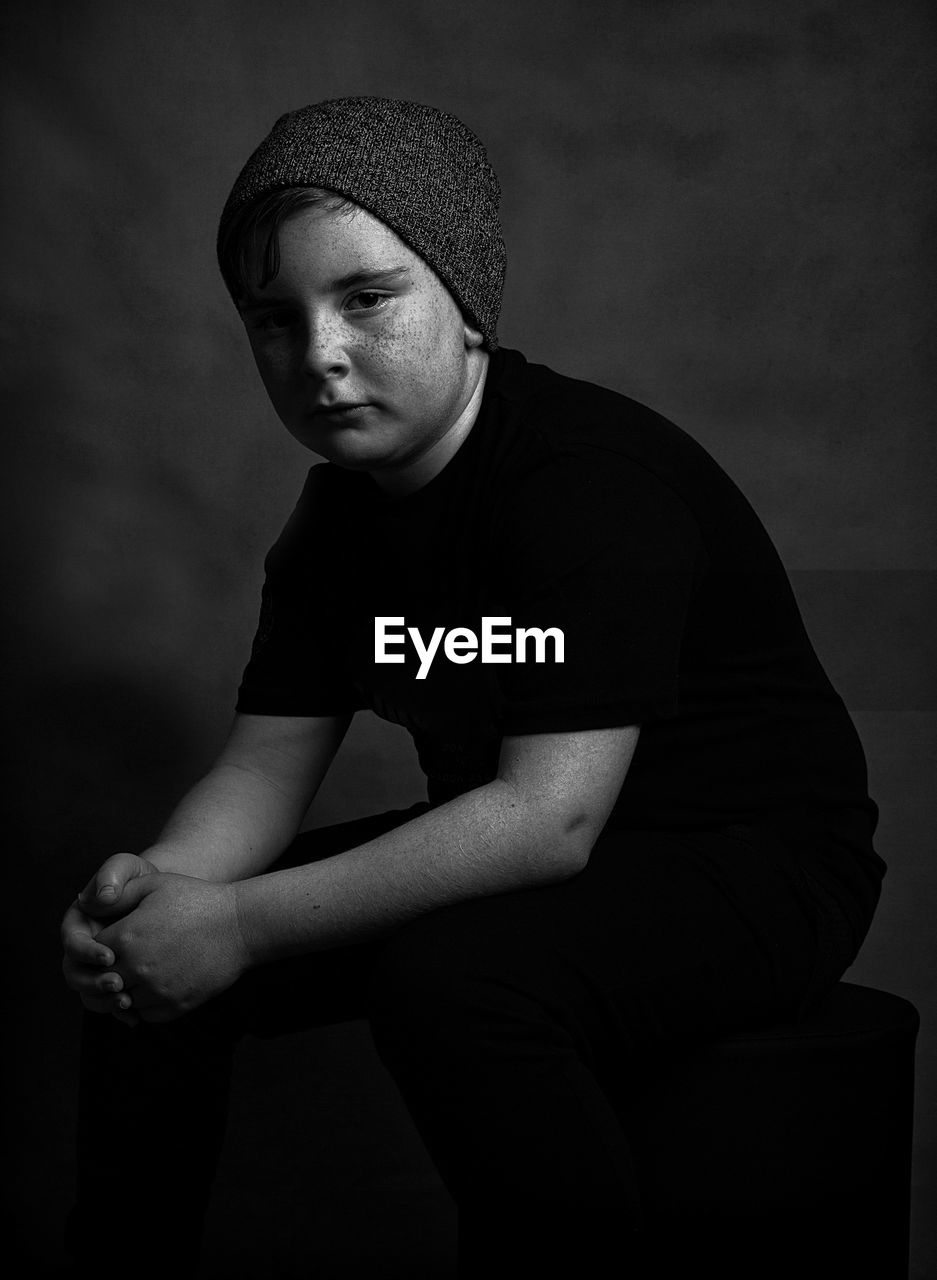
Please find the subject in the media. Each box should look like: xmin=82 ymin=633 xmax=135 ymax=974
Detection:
xmin=218 ymin=96 xmax=505 ymax=349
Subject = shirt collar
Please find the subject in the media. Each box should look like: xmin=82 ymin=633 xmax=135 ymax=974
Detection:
xmin=485 ymin=346 xmax=529 ymax=403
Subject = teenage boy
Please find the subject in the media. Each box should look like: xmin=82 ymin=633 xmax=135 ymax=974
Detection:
xmin=61 ymin=97 xmax=884 ymax=1278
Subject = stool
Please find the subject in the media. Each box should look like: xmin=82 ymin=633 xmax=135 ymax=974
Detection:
xmin=621 ymin=983 xmax=920 ymax=1279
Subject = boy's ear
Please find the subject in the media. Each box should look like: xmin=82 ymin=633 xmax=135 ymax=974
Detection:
xmin=464 ymin=321 xmax=485 ymax=350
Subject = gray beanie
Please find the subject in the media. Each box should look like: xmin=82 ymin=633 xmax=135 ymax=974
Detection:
xmin=218 ymin=96 xmax=505 ymax=349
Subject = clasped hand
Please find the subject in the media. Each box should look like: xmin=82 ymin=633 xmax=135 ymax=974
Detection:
xmin=61 ymin=854 xmax=250 ymax=1026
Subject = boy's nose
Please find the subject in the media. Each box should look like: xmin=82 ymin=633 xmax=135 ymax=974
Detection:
xmin=301 ymin=316 xmax=350 ymax=379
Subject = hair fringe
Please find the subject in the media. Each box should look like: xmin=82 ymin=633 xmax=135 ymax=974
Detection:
xmin=218 ymin=187 xmax=357 ymax=302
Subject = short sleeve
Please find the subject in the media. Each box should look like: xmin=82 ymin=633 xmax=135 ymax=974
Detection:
xmin=490 ymin=451 xmax=706 ymax=735
xmin=235 ymin=471 xmax=363 ymax=717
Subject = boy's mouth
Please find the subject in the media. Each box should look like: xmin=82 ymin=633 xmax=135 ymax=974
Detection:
xmin=310 ymin=402 xmax=370 ymax=419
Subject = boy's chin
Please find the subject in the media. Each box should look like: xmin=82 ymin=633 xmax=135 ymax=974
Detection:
xmin=318 ymin=441 xmax=393 ymax=471
xmin=284 ymin=426 xmax=389 ymax=470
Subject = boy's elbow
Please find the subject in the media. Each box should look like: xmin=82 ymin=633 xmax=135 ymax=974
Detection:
xmin=499 ymin=782 xmax=600 ymax=882
xmin=563 ymin=818 xmax=597 ymax=875
xmin=532 ymin=809 xmax=595 ymax=881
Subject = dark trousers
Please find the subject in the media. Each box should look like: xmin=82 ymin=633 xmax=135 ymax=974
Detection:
xmin=68 ymin=804 xmax=862 ymax=1278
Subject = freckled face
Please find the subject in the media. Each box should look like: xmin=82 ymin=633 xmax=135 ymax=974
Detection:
xmin=239 ymin=204 xmax=487 ymax=489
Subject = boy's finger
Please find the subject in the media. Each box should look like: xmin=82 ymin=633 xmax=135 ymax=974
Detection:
xmin=63 ymin=960 xmax=120 ymax=993
xmin=62 ymin=922 xmax=114 ymax=968
xmin=77 ymin=852 xmax=145 ymax=908
xmin=60 ymin=902 xmax=114 ymax=964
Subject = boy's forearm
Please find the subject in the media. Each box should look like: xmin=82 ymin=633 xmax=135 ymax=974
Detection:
xmin=233 ymin=779 xmax=587 ymax=964
xmin=145 ymin=763 xmax=308 ymax=881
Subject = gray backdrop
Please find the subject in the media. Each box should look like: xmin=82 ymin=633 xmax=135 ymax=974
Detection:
xmin=3 ymin=1 xmax=934 ymax=1275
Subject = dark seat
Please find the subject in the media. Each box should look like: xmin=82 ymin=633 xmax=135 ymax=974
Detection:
xmin=620 ymin=983 xmax=920 ymax=1279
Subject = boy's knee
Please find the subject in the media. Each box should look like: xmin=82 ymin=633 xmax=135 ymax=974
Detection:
xmin=369 ymin=904 xmax=518 ymax=1011
xmin=366 ymin=908 xmax=569 ymax=1066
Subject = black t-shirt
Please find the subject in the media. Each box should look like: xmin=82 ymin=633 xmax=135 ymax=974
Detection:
xmin=237 ymin=347 xmax=885 ymax=925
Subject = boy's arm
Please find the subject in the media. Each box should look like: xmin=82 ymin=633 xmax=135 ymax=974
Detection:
xmin=234 ymin=724 xmax=639 ymax=962
xmin=60 ymin=711 xmax=351 ymax=1011
xmin=74 ymin=710 xmax=353 ymax=912
xmin=87 ymin=724 xmax=639 ymax=1023
xmin=108 ymin=711 xmax=353 ymax=885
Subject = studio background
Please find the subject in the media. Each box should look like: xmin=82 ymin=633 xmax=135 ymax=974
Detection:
xmin=3 ymin=1 xmax=934 ymax=1275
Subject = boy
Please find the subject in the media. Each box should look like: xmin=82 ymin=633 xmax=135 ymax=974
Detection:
xmin=61 ymin=97 xmax=884 ymax=1277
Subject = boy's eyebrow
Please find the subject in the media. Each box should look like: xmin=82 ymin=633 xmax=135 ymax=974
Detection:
xmin=332 ymin=264 xmax=410 ymax=290
xmin=239 ymin=265 xmax=411 ymax=312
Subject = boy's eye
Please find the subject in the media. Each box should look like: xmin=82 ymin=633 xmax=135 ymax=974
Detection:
xmin=346 ymin=291 xmax=389 ymax=312
xmin=249 ymin=309 xmax=295 ymax=332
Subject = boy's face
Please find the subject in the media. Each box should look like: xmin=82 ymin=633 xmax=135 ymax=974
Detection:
xmin=238 ymin=203 xmax=486 ymax=491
